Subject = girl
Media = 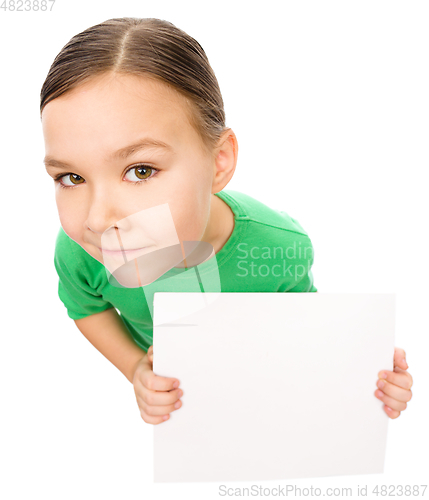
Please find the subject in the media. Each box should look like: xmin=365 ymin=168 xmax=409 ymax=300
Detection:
xmin=40 ymin=17 xmax=413 ymax=425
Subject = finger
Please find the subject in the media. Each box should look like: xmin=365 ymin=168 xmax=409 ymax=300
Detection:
xmin=138 ymin=386 xmax=183 ymax=407
xmin=394 ymin=346 xmax=408 ymax=370
xmin=140 ymin=370 xmax=180 ymax=392
xmin=378 ymin=369 xmax=413 ymax=392
xmin=147 ymin=346 xmax=153 ymax=360
xmin=375 ymin=377 xmax=412 ymax=403
xmin=139 ymin=408 xmax=171 ymax=425
xmin=138 ymin=397 xmax=183 ymax=416
xmin=374 ymin=389 xmax=408 ymax=412
xmin=393 ymin=366 xmax=414 ymax=389
xmin=393 ymin=366 xmax=413 ymax=388
xmin=383 ymin=405 xmax=401 ymax=419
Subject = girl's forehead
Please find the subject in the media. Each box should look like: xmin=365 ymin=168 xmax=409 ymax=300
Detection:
xmin=71 ymin=73 xmax=186 ymax=109
xmin=43 ymin=77 xmax=192 ymax=136
xmin=42 ymin=77 xmax=206 ymax=159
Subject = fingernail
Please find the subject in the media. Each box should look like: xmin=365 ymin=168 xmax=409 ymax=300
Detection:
xmin=402 ymin=358 xmax=408 ymax=368
xmin=379 ymin=371 xmax=387 ymax=379
xmin=173 ymin=381 xmax=179 ymax=388
xmin=377 ymin=380 xmax=385 ymax=389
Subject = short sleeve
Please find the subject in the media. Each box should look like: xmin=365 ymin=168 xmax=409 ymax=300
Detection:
xmin=280 ymin=232 xmax=318 ymax=293
xmin=286 ymin=269 xmax=318 ymax=292
xmin=54 ymin=228 xmax=114 ymax=320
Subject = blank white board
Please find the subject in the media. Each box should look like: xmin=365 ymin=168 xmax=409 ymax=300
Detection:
xmin=152 ymin=292 xmax=395 ymax=483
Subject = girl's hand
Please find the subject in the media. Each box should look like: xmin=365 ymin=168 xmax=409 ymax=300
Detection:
xmin=132 ymin=345 xmax=183 ymax=425
xmin=374 ymin=347 xmax=413 ymax=419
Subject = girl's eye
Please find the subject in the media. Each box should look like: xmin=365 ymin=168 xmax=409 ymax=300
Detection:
xmin=57 ymin=173 xmax=84 ymax=187
xmin=55 ymin=164 xmax=159 ymax=189
xmin=124 ymin=165 xmax=158 ymax=183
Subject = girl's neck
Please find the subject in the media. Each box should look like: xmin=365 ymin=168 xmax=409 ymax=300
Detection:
xmin=205 ymin=193 xmax=235 ymax=255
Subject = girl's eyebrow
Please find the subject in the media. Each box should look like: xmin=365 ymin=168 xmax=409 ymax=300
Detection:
xmin=112 ymin=138 xmax=173 ymax=160
xmin=44 ymin=137 xmax=173 ymax=170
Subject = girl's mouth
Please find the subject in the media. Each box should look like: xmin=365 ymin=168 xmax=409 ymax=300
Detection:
xmin=98 ymin=246 xmax=149 ymax=256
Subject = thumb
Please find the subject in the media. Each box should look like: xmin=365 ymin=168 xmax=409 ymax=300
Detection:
xmin=147 ymin=345 xmax=154 ymax=363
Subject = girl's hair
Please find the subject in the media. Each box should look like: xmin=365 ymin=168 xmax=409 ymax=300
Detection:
xmin=40 ymin=17 xmax=227 ymax=158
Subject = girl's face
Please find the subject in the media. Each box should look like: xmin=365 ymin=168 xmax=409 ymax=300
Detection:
xmin=42 ymin=73 xmax=233 ymax=267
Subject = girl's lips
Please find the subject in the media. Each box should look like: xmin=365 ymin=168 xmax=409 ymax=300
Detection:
xmin=98 ymin=246 xmax=149 ymax=255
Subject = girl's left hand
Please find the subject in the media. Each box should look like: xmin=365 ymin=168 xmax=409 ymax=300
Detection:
xmin=375 ymin=347 xmax=413 ymax=419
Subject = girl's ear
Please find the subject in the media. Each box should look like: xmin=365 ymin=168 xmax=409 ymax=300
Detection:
xmin=212 ymin=128 xmax=238 ymax=192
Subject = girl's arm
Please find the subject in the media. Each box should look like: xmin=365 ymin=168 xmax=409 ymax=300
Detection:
xmin=74 ymin=308 xmax=147 ymax=383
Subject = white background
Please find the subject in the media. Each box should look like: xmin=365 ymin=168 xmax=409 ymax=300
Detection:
xmin=1 ymin=1 xmax=428 ymax=499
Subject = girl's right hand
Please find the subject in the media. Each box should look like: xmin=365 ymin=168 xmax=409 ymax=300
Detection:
xmin=132 ymin=345 xmax=183 ymax=425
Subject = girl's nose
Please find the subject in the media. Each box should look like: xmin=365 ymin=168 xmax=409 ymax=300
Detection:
xmin=84 ymin=190 xmax=124 ymax=235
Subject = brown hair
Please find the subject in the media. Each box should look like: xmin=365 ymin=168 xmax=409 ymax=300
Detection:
xmin=40 ymin=17 xmax=228 ymax=158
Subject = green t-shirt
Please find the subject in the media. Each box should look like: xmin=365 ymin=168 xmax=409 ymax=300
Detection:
xmin=54 ymin=189 xmax=317 ymax=351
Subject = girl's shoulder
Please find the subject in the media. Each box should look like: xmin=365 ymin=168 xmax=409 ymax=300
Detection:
xmin=54 ymin=226 xmax=102 ymax=275
xmin=54 ymin=226 xmax=109 ymax=293
xmin=218 ymin=189 xmax=311 ymax=237
xmin=55 ymin=226 xmax=86 ymax=259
